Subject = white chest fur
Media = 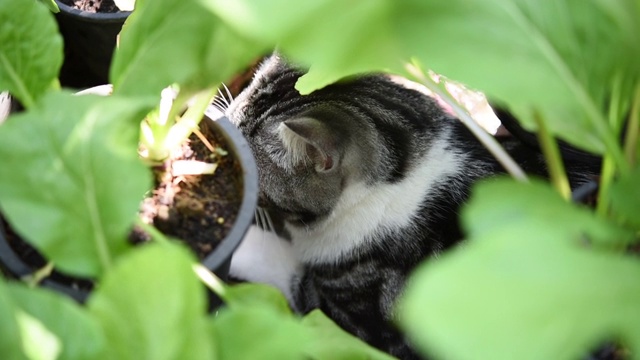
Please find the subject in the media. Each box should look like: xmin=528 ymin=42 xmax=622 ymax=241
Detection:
xmin=288 ymin=137 xmax=463 ymax=265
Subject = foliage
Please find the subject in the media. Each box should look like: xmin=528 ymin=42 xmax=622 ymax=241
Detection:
xmin=0 ymin=0 xmax=62 ymax=108
xmin=0 ymin=92 xmax=153 ymax=277
xmin=0 ymin=243 xmax=395 ymax=360
xmin=1 ymin=0 xmax=639 ymax=359
xmin=0 ymin=0 xmax=395 ymax=359
xmin=399 ymin=179 xmax=640 ymax=360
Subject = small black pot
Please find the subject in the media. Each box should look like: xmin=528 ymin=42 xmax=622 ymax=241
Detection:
xmin=0 ymin=88 xmax=258 ymax=307
xmin=54 ymin=1 xmax=131 ymax=89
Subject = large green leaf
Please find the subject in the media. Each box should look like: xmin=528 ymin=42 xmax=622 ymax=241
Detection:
xmin=301 ymin=310 xmax=397 ymax=360
xmin=396 ymin=0 xmax=639 ymax=154
xmin=0 ymin=92 xmax=153 ymax=277
xmin=88 ymin=243 xmax=213 ymax=360
xmin=206 ymin=0 xmax=639 ymax=156
xmin=461 ymin=178 xmax=634 ymax=247
xmin=397 ymin=179 xmax=640 ymax=360
xmin=0 ymin=280 xmax=28 ymax=360
xmin=110 ymin=0 xmax=264 ymax=97
xmin=210 ymin=306 xmax=309 ymax=360
xmin=201 ymin=0 xmax=400 ymax=94
xmin=7 ymin=284 xmax=105 ymax=360
xmin=0 ymin=0 xmax=62 ymax=108
xmin=223 ymin=282 xmax=293 ymax=315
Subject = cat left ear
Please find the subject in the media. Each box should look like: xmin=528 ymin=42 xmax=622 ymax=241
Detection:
xmin=280 ymin=117 xmax=340 ymax=172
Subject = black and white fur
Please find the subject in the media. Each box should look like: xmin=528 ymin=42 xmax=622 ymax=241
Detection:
xmin=225 ymin=55 xmax=594 ymax=359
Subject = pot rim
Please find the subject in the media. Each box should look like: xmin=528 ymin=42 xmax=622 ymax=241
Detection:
xmin=201 ymin=112 xmax=258 ymax=272
xmin=54 ymin=0 xmax=131 ymax=23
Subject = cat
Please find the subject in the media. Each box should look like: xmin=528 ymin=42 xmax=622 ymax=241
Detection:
xmin=223 ymin=54 xmax=596 ymax=359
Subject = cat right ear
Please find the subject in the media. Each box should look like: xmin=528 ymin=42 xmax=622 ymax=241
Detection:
xmin=279 ymin=117 xmax=340 ymax=173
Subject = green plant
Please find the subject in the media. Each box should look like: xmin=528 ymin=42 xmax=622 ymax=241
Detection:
xmin=2 ymin=0 xmax=639 ymax=359
xmin=0 ymin=0 xmax=394 ymax=359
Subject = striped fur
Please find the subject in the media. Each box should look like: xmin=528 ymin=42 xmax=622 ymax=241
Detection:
xmin=226 ymin=55 xmax=593 ymax=359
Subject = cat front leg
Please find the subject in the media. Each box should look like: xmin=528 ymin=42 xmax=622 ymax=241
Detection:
xmin=229 ymin=225 xmax=301 ymax=304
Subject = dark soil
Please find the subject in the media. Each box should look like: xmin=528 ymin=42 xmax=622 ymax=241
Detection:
xmin=58 ymin=0 xmax=120 ymax=13
xmin=131 ymin=122 xmax=242 ymax=258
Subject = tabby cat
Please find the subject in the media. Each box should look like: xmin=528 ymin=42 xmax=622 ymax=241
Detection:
xmin=224 ymin=54 xmax=595 ymax=359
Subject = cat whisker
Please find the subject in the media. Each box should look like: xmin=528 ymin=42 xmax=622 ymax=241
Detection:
xmin=264 ymin=210 xmax=275 ymax=233
xmin=211 ymin=103 xmax=226 ymax=114
xmin=254 ymin=209 xmax=263 ymax=229
xmin=257 ymin=207 xmax=274 ymax=233
xmin=221 ymin=83 xmax=235 ymax=103
xmin=216 ymin=88 xmax=231 ymax=108
xmin=211 ymin=97 xmax=228 ymax=111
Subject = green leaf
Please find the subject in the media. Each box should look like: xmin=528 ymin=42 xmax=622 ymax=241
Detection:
xmin=208 ymin=0 xmax=639 ymax=157
xmin=0 ymin=92 xmax=153 ymax=277
xmin=111 ymin=0 xmax=264 ymax=97
xmin=201 ymin=0 xmax=400 ymax=95
xmin=398 ymin=0 xmax=640 ymax=154
xmin=462 ymin=178 xmax=634 ymax=247
xmin=88 ymin=243 xmax=213 ymax=360
xmin=301 ymin=310 xmax=397 ymax=360
xmin=0 ymin=0 xmax=62 ymax=108
xmin=397 ymin=179 xmax=640 ymax=360
xmin=609 ymin=167 xmax=640 ymax=229
xmin=0 ymin=280 xmax=28 ymax=360
xmin=210 ymin=306 xmax=309 ymax=360
xmin=7 ymin=284 xmax=106 ymax=360
xmin=224 ymin=282 xmax=292 ymax=315
xmin=15 ymin=310 xmax=61 ymax=360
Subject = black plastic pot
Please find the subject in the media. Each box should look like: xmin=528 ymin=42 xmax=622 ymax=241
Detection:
xmin=54 ymin=1 xmax=131 ymax=89
xmin=0 ymin=86 xmax=258 ymax=307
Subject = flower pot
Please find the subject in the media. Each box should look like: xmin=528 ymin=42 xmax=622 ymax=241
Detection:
xmin=0 ymin=86 xmax=258 ymax=308
xmin=53 ymin=1 xmax=131 ymax=88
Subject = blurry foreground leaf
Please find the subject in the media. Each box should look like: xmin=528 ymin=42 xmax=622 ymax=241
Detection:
xmin=111 ymin=0 xmax=264 ymax=97
xmin=301 ymin=310 xmax=397 ymax=360
xmin=398 ymin=179 xmax=640 ymax=360
xmin=609 ymin=166 xmax=640 ymax=229
xmin=88 ymin=243 xmax=213 ymax=360
xmin=0 ymin=92 xmax=153 ymax=277
xmin=0 ymin=0 xmax=62 ymax=108
xmin=8 ymin=284 xmax=105 ymax=360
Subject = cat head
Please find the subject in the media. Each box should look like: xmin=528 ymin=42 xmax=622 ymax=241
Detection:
xmin=225 ymin=55 xmax=448 ymax=228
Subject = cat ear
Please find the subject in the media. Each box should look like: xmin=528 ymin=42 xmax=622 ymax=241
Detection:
xmin=280 ymin=117 xmax=339 ymax=172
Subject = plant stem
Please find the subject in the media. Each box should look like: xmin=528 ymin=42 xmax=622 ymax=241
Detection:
xmin=624 ymin=84 xmax=640 ymax=167
xmin=163 ymin=87 xmax=218 ymax=153
xmin=22 ymin=262 xmax=54 ymax=287
xmin=533 ymin=111 xmax=571 ymax=200
xmin=165 ymin=87 xmax=192 ymax=128
xmin=596 ymin=155 xmax=615 ymax=217
xmin=192 ymin=263 xmax=228 ymax=302
xmin=597 ymin=78 xmax=627 ymax=217
xmin=405 ymin=63 xmax=528 ymax=182
xmin=502 ymin=2 xmax=629 ymax=176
